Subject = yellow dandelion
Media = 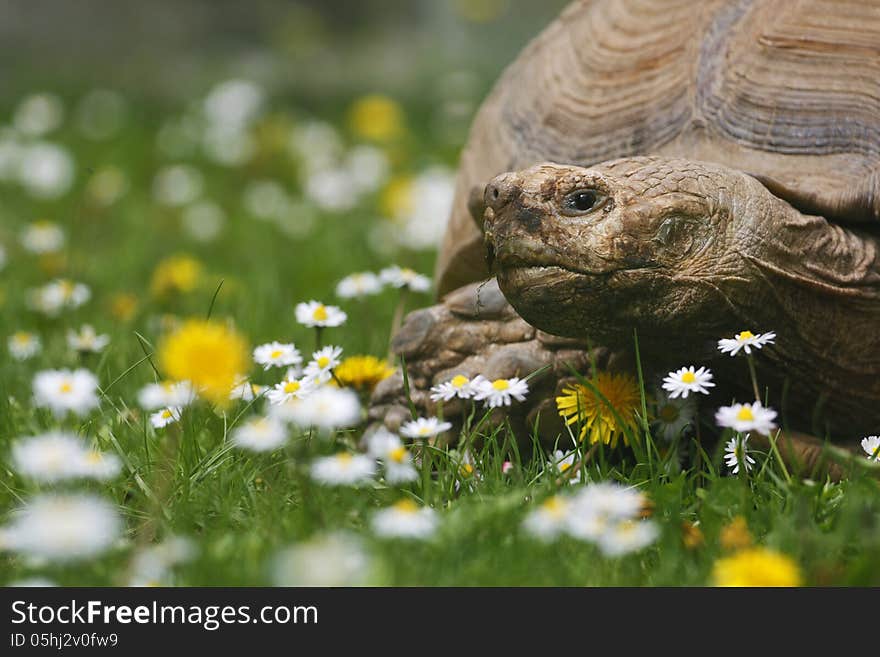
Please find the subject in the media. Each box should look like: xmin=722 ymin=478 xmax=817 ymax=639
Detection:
xmin=380 ymin=174 xmax=415 ymax=220
xmin=109 ymin=292 xmax=139 ymax=322
xmin=719 ymin=515 xmax=753 ymax=551
xmin=713 ymin=548 xmax=802 ymax=587
xmin=348 ymin=94 xmax=405 ymax=142
xmin=157 ymin=319 xmax=249 ymax=407
xmin=555 ymin=371 xmax=642 ymax=447
xmin=150 ymin=254 xmax=203 ymax=298
xmin=333 ymin=355 xmax=395 ymax=392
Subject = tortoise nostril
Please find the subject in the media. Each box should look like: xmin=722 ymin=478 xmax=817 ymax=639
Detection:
xmin=492 ymin=187 xmax=500 ymax=200
xmin=485 ymin=173 xmax=519 ymax=211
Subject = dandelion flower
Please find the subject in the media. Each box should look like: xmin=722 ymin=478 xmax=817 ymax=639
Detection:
xmin=556 ymin=372 xmax=641 ymax=447
xmin=231 ymin=416 xmax=288 ymax=452
xmin=372 ymin=500 xmax=437 ymax=539
xmin=723 ymin=434 xmax=756 ymax=474
xmin=33 ymin=368 xmax=100 ymax=417
xmin=548 ymin=449 xmax=580 ymax=484
xmin=718 ymin=330 xmax=776 ymax=356
xmin=522 ymin=496 xmax=571 ymax=541
xmin=653 ymin=392 xmax=697 ymax=442
xmin=67 ymin=324 xmax=110 ymax=354
xmin=473 ymin=376 xmax=529 ymax=408
xmin=661 ymin=366 xmax=715 ymax=398
xmin=333 ymin=355 xmax=394 ymax=391
xmin=430 ymin=374 xmax=480 ymax=402
xmin=150 ymin=407 xmax=182 ymax=429
xmin=400 ymin=416 xmax=452 ymax=439
xmin=253 ymin=341 xmax=301 ymax=371
xmin=715 ymin=401 xmax=777 ymax=435
xmin=137 ymin=381 xmax=195 ymax=410
xmin=8 ymin=331 xmax=41 ymax=361
xmin=713 ymin=548 xmax=802 ymax=587
xmin=21 ymin=220 xmax=65 ymax=254
xmin=378 ymin=265 xmax=431 ymax=292
xmin=295 ymin=300 xmax=347 ymax=328
xmin=336 ymin=272 xmax=382 ymax=298
xmin=157 ymin=319 xmax=249 ymax=406
xmin=303 ymin=345 xmax=343 ymax=385
xmin=348 ymin=94 xmax=404 ymax=142
xmin=0 ymin=493 xmax=121 ymax=563
xmin=150 ymin=254 xmax=203 ymax=297
xmin=310 ymin=452 xmax=375 ymax=486
xmin=860 ymin=435 xmax=880 ymax=461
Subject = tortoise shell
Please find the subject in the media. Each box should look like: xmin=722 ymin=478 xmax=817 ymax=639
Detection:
xmin=436 ymin=0 xmax=880 ymax=295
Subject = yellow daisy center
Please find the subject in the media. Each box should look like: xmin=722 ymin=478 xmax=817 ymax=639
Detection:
xmin=59 ymin=381 xmax=73 ymax=394
xmin=161 ymin=410 xmax=173 ymax=419
xmin=85 ymin=451 xmax=102 ymax=464
xmin=542 ymin=496 xmax=565 ymax=517
xmin=492 ymin=379 xmax=509 ymax=391
xmin=337 ymin=453 xmax=353 ymax=464
xmin=317 ymin=356 xmax=330 ymax=368
xmin=736 ymin=407 xmax=755 ymax=422
xmin=283 ymin=381 xmax=301 ymax=394
xmin=270 ymin=349 xmax=283 ymax=359
xmin=737 ymin=330 xmax=755 ymax=341
xmin=460 ymin=463 xmax=474 ymax=476
xmin=389 ymin=446 xmax=407 ymax=463
xmin=312 ymin=305 xmax=328 ymax=321
xmin=393 ymin=499 xmax=418 ymax=513
xmin=559 ymin=461 xmax=571 ymax=473
xmin=417 ymin=426 xmax=431 ymax=436
xmin=13 ymin=333 xmax=30 ymax=345
xmin=451 ymin=374 xmax=469 ymax=388
xmin=681 ymin=371 xmax=696 ymax=384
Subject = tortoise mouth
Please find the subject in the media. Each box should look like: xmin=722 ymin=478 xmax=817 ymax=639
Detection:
xmin=488 ymin=236 xmax=614 ymax=278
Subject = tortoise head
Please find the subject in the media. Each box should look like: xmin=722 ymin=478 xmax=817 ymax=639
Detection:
xmin=481 ymin=158 xmax=735 ymax=345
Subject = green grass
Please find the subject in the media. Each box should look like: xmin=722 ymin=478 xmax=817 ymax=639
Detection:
xmin=1 ymin=91 xmax=880 ymax=587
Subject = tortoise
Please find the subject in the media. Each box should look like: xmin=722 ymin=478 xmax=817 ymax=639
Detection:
xmin=370 ymin=0 xmax=880 ymax=470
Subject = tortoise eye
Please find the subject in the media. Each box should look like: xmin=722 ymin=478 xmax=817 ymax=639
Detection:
xmin=563 ymin=188 xmax=605 ymax=214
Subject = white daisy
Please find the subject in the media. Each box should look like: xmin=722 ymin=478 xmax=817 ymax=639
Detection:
xmin=281 ymin=386 xmax=362 ymax=431
xmin=715 ymin=401 xmax=778 ymax=435
xmin=10 ymin=432 xmax=89 ymax=483
xmin=20 ymin=220 xmax=65 ymax=254
xmin=310 ymin=452 xmax=375 ymax=486
xmin=371 ymin=500 xmax=438 ymax=539
xmin=724 ymin=434 xmax=756 ymax=474
xmin=150 ymin=407 xmax=181 ymax=429
xmin=0 ymin=493 xmax=121 ymax=562
xmin=137 ymin=381 xmax=195 ymax=410
xmin=295 ymin=300 xmax=347 ymax=328
xmin=128 ymin=535 xmax=196 ymax=587
xmin=429 ymin=374 xmax=480 ymax=402
xmin=661 ymin=366 xmax=715 ymax=398
xmin=18 ymin=143 xmax=75 ymax=199
xmin=67 ymin=324 xmax=110 ymax=353
xmin=367 ymin=428 xmax=418 ymax=484
xmin=253 ymin=341 xmax=302 ymax=370
xmin=28 ymin=279 xmax=90 ymax=316
xmin=14 ymin=93 xmax=64 ymax=136
xmin=572 ymin=482 xmax=646 ymax=521
xmin=718 ymin=330 xmax=776 ymax=356
xmin=266 ymin=376 xmax=315 ymax=406
xmin=8 ymin=331 xmax=41 ymax=361
xmin=76 ymin=449 xmax=123 ymax=481
xmin=152 ymin=164 xmax=204 ymax=206
xmin=229 ymin=377 xmax=265 ymax=402
xmin=378 ymin=265 xmax=431 ymax=292
xmin=522 ymin=496 xmax=571 ymax=541
xmin=653 ymin=392 xmax=697 ymax=442
xmin=548 ymin=449 xmax=581 ymax=484
xmin=336 ymin=272 xmax=382 ymax=298
xmin=861 ymin=435 xmax=880 ymax=461
xmin=231 ymin=417 xmax=288 ymax=452
xmin=302 ymin=345 xmax=343 ymax=384
xmin=472 ymin=376 xmax=529 ymax=408
xmin=32 ymin=368 xmax=99 ymax=417
xmin=400 ymin=416 xmax=453 ymax=439
xmin=597 ymin=520 xmax=659 ymax=557
xmin=271 ymin=532 xmax=376 ymax=587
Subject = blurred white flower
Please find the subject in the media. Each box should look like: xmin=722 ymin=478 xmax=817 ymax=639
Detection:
xmin=150 ymin=407 xmax=181 ymax=429
xmin=305 ymin=167 xmax=359 ymax=212
xmin=289 ymin=121 xmax=343 ymax=173
xmin=27 ymin=279 xmax=90 ymax=316
xmin=75 ymin=89 xmax=127 ymax=140
xmin=128 ymin=535 xmax=196 ymax=587
xmin=181 ymin=200 xmax=225 ymax=242
xmin=548 ymin=449 xmax=581 ymax=484
xmin=231 ymin=416 xmax=288 ymax=452
xmin=242 ymin=179 xmax=291 ymax=221
xmin=310 ymin=452 xmax=375 ymax=486
xmin=137 ymin=381 xmax=195 ymax=410
xmin=253 ymin=341 xmax=302 ymax=371
xmin=0 ymin=493 xmax=121 ymax=563
xmin=271 ymin=532 xmax=376 ymax=586
xmin=18 ymin=142 xmax=75 ymax=199
xmin=67 ymin=324 xmax=110 ymax=354
xmin=229 ymin=377 xmax=265 ymax=402
xmin=597 ymin=520 xmax=660 ymax=557
xmin=11 ymin=431 xmax=120 ymax=483
xmin=33 ymin=368 xmax=99 ymax=417
xmin=861 ymin=435 xmax=880 ymax=461
xmin=367 ymin=428 xmax=418 ymax=484
xmin=345 ymin=145 xmax=389 ymax=193
xmin=724 ymin=434 xmax=756 ymax=474
xmin=202 ymin=124 xmax=255 ymax=166
xmin=284 ymin=385 xmax=361 ymax=431
xmin=653 ymin=391 xmax=697 ymax=442
xmin=395 ymin=167 xmax=455 ymax=250
xmin=13 ymin=93 xmax=64 ymax=136
xmin=203 ymin=79 xmax=264 ymax=129
xmin=335 ymin=272 xmax=382 ymax=299
xmin=378 ymin=265 xmax=431 ymax=292
xmin=522 ymin=496 xmax=571 ymax=541
xmin=372 ymin=500 xmax=437 ymax=539
xmin=8 ymin=331 xmax=41 ymax=361
xmin=295 ymin=301 xmax=347 ymax=328
xmin=86 ymin=166 xmax=129 ymax=206
xmin=21 ymin=220 xmax=65 ymax=254
xmin=153 ymin=164 xmax=204 ymax=206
